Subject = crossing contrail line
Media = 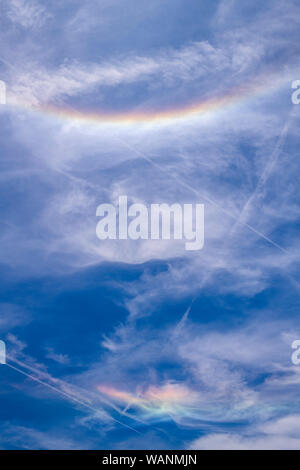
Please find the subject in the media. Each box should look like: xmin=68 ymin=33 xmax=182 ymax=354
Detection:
xmin=9 ymin=355 xmax=147 ymax=427
xmin=5 ymin=361 xmax=141 ymax=434
xmin=229 ymin=109 xmax=295 ymax=237
xmin=114 ymin=134 xmax=289 ymax=255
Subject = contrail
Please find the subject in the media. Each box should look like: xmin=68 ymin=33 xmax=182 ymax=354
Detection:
xmin=114 ymin=134 xmax=289 ymax=254
xmin=229 ymin=109 xmax=295 ymax=237
xmin=5 ymin=360 xmax=141 ymax=434
xmin=8 ymin=355 xmax=146 ymax=425
xmin=50 ymin=99 xmax=289 ymax=255
xmin=8 ymin=356 xmax=146 ymax=425
xmin=0 ymin=56 xmax=15 ymax=71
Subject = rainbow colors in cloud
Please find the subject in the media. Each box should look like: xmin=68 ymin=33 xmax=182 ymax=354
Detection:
xmin=97 ymin=382 xmax=199 ymax=418
xmin=10 ymin=71 xmax=287 ymax=127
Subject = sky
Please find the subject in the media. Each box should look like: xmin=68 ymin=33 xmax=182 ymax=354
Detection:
xmin=0 ymin=0 xmax=300 ymax=450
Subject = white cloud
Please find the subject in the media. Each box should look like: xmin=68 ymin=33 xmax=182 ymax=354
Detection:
xmin=5 ymin=0 xmax=50 ymax=29
xmin=0 ymin=303 xmax=30 ymax=332
xmin=1 ymin=0 xmax=300 ymax=450
xmin=6 ymin=40 xmax=233 ymax=106
xmin=45 ymin=347 xmax=70 ymax=365
xmin=189 ymin=415 xmax=300 ymax=450
xmin=69 ymin=310 xmax=300 ymax=428
xmin=0 ymin=423 xmax=91 ymax=449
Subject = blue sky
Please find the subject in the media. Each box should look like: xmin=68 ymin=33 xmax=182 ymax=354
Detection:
xmin=0 ymin=0 xmax=300 ymax=450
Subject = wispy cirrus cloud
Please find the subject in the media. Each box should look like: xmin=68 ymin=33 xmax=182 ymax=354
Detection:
xmin=189 ymin=415 xmax=300 ymax=450
xmin=6 ymin=41 xmax=234 ymax=106
xmin=0 ymin=423 xmax=92 ymax=450
xmin=4 ymin=0 xmax=50 ymax=29
xmin=1 ymin=0 xmax=300 ymax=450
